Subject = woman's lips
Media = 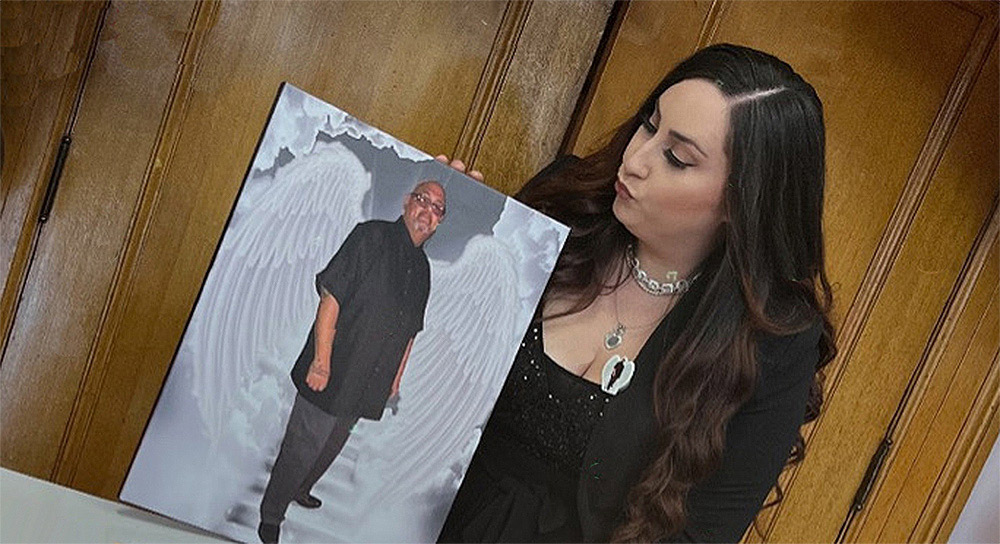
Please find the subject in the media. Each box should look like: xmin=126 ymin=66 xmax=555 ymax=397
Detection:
xmin=615 ymin=179 xmax=634 ymax=199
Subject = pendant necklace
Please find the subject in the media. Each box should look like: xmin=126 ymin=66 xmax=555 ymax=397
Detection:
xmin=599 ymin=245 xmax=696 ymax=395
xmin=599 ymin=287 xmax=664 ymax=395
xmin=600 ymin=289 xmax=637 ymax=395
xmin=603 ymin=288 xmax=634 ymax=351
xmin=603 ymin=312 xmax=626 ymax=352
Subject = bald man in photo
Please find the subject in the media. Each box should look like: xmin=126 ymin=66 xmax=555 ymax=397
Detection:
xmin=259 ymin=181 xmax=446 ymax=543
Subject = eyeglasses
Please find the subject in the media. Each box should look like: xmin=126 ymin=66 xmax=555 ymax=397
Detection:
xmin=410 ymin=192 xmax=446 ymax=218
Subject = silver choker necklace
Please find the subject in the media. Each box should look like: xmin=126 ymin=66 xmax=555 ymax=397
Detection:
xmin=627 ymin=245 xmax=697 ymax=296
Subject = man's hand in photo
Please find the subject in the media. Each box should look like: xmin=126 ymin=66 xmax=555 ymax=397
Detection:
xmin=306 ymin=360 xmax=330 ymax=391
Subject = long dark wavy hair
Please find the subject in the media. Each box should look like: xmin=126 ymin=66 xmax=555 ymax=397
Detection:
xmin=515 ymin=44 xmax=837 ymax=542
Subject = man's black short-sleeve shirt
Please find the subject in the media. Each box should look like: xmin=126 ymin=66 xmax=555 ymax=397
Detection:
xmin=291 ymin=217 xmax=431 ymax=420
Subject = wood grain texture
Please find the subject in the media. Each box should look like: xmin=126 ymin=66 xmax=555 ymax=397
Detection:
xmin=758 ymin=20 xmax=999 ymax=542
xmin=952 ymin=0 xmax=998 ymax=17
xmin=732 ymin=3 xmax=992 ymax=541
xmin=695 ymin=0 xmax=730 ymax=50
xmin=570 ymin=0 xmax=713 ymax=157
xmin=858 ymin=218 xmax=998 ymax=541
xmin=906 ymin=246 xmax=998 ymax=542
xmin=850 ymin=43 xmax=999 ymax=543
xmin=763 ymin=19 xmax=999 ymax=542
xmin=821 ymin=4 xmax=997 ymax=386
xmin=713 ymin=1 xmax=977 ymax=334
xmin=53 ymin=0 xmax=216 ymax=488
xmin=0 ymin=0 xmax=102 ymax=359
xmin=932 ymin=400 xmax=1000 ymax=543
xmin=453 ymin=0 xmax=533 ymax=173
xmin=474 ymin=0 xmax=613 ymax=194
xmin=55 ymin=0 xmax=510 ymax=498
xmin=0 ymin=0 xmax=197 ymax=480
xmin=917 ymin=351 xmax=999 ymax=542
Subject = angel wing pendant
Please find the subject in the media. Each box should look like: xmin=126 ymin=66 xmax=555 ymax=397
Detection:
xmin=601 ymin=354 xmax=635 ymax=395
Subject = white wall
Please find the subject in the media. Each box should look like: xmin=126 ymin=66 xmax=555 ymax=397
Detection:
xmin=948 ymin=435 xmax=1000 ymax=544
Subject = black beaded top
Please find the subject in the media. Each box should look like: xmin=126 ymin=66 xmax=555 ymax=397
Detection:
xmin=488 ymin=321 xmax=611 ymax=476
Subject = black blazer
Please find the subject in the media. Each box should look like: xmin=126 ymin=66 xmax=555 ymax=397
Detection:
xmin=575 ymin=261 xmax=822 ymax=542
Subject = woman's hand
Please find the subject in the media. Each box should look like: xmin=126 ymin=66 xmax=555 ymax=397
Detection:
xmin=435 ymin=155 xmax=484 ymax=183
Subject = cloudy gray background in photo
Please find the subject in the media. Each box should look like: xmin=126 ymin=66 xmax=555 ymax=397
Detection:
xmin=121 ymin=83 xmax=568 ymax=543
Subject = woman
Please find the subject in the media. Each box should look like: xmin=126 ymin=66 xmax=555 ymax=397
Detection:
xmin=436 ymin=43 xmax=835 ymax=543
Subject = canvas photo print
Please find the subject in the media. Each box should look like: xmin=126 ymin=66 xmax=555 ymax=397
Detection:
xmin=121 ymin=83 xmax=569 ymax=543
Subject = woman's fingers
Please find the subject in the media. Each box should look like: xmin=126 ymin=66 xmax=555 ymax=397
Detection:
xmin=435 ymin=154 xmax=484 ymax=182
xmin=435 ymin=154 xmax=465 ymax=171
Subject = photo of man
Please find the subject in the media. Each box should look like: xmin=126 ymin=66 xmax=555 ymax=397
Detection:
xmin=119 ymin=83 xmax=569 ymax=543
xmin=259 ymin=182 xmax=446 ymax=543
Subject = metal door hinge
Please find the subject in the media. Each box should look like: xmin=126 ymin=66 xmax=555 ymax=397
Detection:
xmin=852 ymin=436 xmax=893 ymax=512
xmin=39 ymin=135 xmax=71 ymax=223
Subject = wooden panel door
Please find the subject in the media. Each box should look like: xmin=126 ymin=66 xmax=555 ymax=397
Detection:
xmin=2 ymin=0 xmax=199 ymax=481
xmin=846 ymin=40 xmax=999 ymax=543
xmin=569 ymin=1 xmax=999 ymax=541
xmin=1 ymin=0 xmax=103 ymax=316
xmin=0 ymin=0 xmax=610 ymax=498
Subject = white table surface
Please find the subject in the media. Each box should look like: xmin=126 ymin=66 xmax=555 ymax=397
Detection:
xmin=0 ymin=467 xmax=230 ymax=543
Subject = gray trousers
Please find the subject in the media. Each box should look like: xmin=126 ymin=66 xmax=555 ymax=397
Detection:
xmin=259 ymin=393 xmax=358 ymax=525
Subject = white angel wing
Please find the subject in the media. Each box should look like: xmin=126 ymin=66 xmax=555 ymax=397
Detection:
xmin=179 ymin=141 xmax=371 ymax=444
xmin=319 ymin=234 xmax=523 ymax=541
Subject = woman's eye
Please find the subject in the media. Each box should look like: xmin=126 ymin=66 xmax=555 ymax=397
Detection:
xmin=664 ymin=148 xmax=691 ymax=170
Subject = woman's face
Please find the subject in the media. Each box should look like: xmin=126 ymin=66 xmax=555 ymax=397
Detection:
xmin=613 ymin=78 xmax=731 ymax=253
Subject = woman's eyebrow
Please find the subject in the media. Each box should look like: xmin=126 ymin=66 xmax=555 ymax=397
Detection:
xmin=654 ymin=102 xmax=708 ymax=158
xmin=668 ymin=130 xmax=707 ymax=158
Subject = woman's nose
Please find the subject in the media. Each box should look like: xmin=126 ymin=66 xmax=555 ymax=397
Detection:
xmin=621 ymin=146 xmax=652 ymax=180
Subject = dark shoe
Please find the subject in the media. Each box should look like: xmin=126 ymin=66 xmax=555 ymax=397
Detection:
xmin=258 ymin=522 xmax=280 ymax=543
xmin=294 ymin=493 xmax=322 ymax=509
